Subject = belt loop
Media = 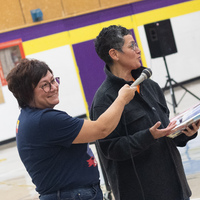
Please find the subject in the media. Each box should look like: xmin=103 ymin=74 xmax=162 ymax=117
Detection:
xmin=57 ymin=190 xmax=61 ymax=200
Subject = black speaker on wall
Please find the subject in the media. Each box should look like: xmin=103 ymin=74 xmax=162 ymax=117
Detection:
xmin=144 ymin=19 xmax=177 ymax=58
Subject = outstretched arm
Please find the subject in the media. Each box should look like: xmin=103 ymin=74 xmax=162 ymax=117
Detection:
xmin=73 ymin=84 xmax=137 ymax=144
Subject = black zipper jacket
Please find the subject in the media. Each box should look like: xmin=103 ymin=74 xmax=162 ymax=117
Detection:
xmin=90 ymin=65 xmax=197 ymax=200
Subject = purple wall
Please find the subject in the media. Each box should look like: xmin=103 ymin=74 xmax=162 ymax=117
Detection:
xmin=73 ymin=40 xmax=105 ymax=109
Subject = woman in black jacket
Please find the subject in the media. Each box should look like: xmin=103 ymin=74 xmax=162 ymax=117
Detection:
xmin=90 ymin=25 xmax=200 ymax=200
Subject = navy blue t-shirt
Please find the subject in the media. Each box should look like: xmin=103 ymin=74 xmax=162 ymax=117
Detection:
xmin=16 ymin=107 xmax=100 ymax=195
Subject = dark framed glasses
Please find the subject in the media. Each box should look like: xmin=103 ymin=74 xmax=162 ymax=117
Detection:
xmin=41 ymin=77 xmax=60 ymax=93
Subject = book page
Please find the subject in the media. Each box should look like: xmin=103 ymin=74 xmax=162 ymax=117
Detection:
xmin=168 ymin=103 xmax=200 ymax=138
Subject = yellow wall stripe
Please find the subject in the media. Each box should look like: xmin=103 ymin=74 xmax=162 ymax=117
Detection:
xmin=68 ymin=24 xmax=102 ymax=45
xmin=23 ymin=31 xmax=70 ymax=55
xmin=99 ymin=16 xmax=133 ymax=33
xmin=68 ymin=16 xmax=133 ymax=45
xmin=134 ymin=0 xmax=200 ymax=26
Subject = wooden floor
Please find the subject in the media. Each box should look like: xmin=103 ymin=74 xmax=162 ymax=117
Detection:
xmin=0 ymin=79 xmax=200 ymax=200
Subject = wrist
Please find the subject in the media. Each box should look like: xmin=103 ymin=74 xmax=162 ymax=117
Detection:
xmin=116 ymin=96 xmax=126 ymax=107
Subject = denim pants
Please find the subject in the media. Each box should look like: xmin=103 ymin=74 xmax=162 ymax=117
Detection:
xmin=39 ymin=183 xmax=103 ymax=200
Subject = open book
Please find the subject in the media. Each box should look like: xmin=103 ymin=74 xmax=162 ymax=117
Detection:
xmin=167 ymin=102 xmax=200 ymax=138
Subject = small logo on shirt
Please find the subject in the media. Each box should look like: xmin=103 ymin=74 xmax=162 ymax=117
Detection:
xmin=16 ymin=120 xmax=20 ymax=134
xmin=87 ymin=156 xmax=97 ymax=167
xmin=86 ymin=144 xmax=97 ymax=167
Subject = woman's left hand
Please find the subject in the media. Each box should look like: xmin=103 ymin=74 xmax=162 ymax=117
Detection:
xmin=181 ymin=120 xmax=200 ymax=137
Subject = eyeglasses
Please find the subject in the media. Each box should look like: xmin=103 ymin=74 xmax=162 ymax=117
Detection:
xmin=130 ymin=42 xmax=138 ymax=51
xmin=40 ymin=77 xmax=60 ymax=93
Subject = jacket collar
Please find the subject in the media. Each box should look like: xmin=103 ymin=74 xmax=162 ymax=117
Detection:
xmin=104 ymin=65 xmax=146 ymax=85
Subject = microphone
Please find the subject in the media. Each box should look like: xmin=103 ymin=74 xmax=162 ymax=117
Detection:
xmin=130 ymin=68 xmax=152 ymax=87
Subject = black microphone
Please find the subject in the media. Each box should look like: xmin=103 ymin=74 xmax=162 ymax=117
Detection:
xmin=130 ymin=68 xmax=152 ymax=87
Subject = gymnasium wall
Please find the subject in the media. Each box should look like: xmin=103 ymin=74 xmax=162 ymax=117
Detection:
xmin=0 ymin=0 xmax=141 ymax=32
xmin=0 ymin=0 xmax=200 ymax=142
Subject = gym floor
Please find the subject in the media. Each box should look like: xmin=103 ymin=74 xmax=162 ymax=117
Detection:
xmin=0 ymin=79 xmax=200 ymax=200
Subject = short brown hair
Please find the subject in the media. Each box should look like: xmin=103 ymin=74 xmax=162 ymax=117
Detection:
xmin=6 ymin=58 xmax=52 ymax=108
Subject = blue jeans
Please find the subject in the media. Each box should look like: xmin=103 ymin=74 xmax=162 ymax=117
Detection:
xmin=39 ymin=183 xmax=103 ymax=200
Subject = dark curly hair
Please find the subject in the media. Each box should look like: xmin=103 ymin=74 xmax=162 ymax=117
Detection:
xmin=6 ymin=58 xmax=52 ymax=108
xmin=95 ymin=25 xmax=131 ymax=66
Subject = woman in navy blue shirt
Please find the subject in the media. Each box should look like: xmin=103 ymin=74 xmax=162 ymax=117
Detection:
xmin=6 ymin=58 xmax=137 ymax=200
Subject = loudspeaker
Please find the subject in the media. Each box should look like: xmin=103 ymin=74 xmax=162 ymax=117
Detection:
xmin=144 ymin=19 xmax=177 ymax=58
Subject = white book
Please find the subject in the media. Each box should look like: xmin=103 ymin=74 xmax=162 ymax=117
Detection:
xmin=168 ymin=102 xmax=200 ymax=138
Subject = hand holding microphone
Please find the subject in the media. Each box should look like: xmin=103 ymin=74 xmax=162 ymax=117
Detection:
xmin=130 ymin=68 xmax=152 ymax=87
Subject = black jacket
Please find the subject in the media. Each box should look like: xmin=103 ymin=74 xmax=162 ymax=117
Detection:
xmin=90 ymin=66 xmax=196 ymax=200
